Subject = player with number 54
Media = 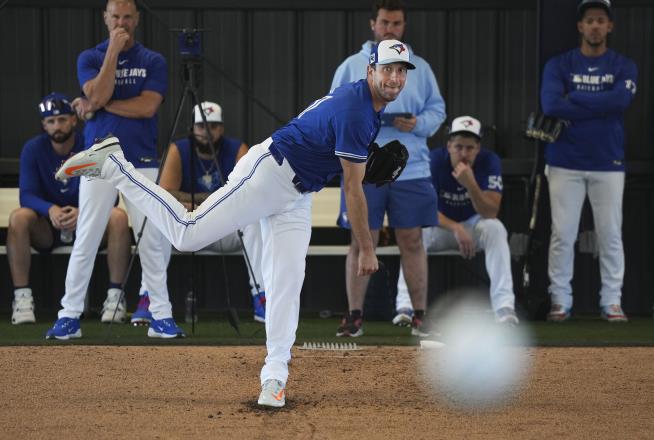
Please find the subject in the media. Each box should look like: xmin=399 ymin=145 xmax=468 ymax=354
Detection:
xmin=396 ymin=116 xmax=519 ymax=325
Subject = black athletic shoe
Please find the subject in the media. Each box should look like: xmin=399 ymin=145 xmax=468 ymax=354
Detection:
xmin=336 ymin=314 xmax=363 ymax=337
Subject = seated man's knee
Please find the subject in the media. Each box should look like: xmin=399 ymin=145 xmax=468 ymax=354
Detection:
xmin=478 ymin=218 xmax=507 ymax=240
xmin=8 ymin=208 xmax=38 ymax=233
xmin=107 ymin=207 xmax=129 ymax=233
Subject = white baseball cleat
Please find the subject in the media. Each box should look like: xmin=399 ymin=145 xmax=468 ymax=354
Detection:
xmin=12 ymin=291 xmax=36 ymax=325
xmin=495 ymin=307 xmax=519 ymax=326
xmin=257 ymin=379 xmax=286 ymax=408
xmin=100 ymin=288 xmax=127 ymax=324
xmin=55 ymin=135 xmax=122 ymax=181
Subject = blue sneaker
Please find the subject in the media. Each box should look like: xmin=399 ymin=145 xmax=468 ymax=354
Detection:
xmin=45 ymin=317 xmax=82 ymax=340
xmin=131 ymin=292 xmax=153 ymax=326
xmin=253 ymin=291 xmax=266 ymax=323
xmin=147 ymin=318 xmax=186 ymax=338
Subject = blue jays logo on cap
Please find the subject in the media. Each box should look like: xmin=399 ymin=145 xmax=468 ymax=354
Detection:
xmin=389 ymin=43 xmax=406 ymax=55
xmin=369 ymin=39 xmax=416 ymax=70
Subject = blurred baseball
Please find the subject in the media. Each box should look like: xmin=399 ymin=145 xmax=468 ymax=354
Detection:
xmin=83 ymin=111 xmax=95 ymax=121
xmin=419 ymin=294 xmax=532 ymax=411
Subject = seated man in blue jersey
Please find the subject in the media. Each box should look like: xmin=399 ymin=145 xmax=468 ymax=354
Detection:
xmin=395 ymin=116 xmax=519 ymax=325
xmin=7 ymin=93 xmax=131 ymax=324
xmin=133 ymin=101 xmax=266 ymax=323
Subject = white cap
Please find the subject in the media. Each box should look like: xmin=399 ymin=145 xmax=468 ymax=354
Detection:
xmin=449 ymin=116 xmax=482 ymax=139
xmin=193 ymin=101 xmax=223 ymax=124
xmin=369 ymin=39 xmax=416 ymax=70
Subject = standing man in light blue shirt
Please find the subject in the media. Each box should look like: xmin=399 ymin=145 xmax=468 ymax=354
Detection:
xmin=332 ymin=0 xmax=446 ymax=337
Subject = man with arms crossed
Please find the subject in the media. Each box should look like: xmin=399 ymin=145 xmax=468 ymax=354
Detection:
xmin=46 ymin=0 xmax=182 ymax=339
xmin=541 ymin=0 xmax=637 ymax=322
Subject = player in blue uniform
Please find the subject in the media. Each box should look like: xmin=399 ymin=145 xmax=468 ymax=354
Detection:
xmin=154 ymin=101 xmax=266 ymax=324
xmin=56 ymin=39 xmax=414 ymax=408
xmin=8 ymin=93 xmax=130 ymax=327
xmin=46 ymin=0 xmax=181 ymax=338
xmin=331 ymin=0 xmax=445 ymax=336
xmin=395 ymin=116 xmax=519 ymax=325
xmin=541 ymin=0 xmax=637 ymax=322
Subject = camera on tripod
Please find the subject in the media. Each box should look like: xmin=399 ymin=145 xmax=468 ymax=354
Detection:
xmin=178 ymin=28 xmax=202 ymax=59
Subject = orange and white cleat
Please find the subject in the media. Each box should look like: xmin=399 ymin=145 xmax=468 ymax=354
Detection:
xmin=257 ymin=379 xmax=286 ymax=408
xmin=55 ymin=135 xmax=122 ymax=180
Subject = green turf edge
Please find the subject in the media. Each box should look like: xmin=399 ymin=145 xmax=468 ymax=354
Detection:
xmin=1 ymin=316 xmax=653 ymax=347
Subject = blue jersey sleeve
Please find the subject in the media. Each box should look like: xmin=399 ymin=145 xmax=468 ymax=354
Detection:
xmin=540 ymin=58 xmax=598 ymax=121
xmin=143 ymin=52 xmax=168 ymax=97
xmin=333 ymin=111 xmax=372 ymax=163
xmin=479 ymin=153 xmax=503 ymax=193
xmin=77 ymin=49 xmax=99 ymax=89
xmin=413 ymin=66 xmax=447 ymax=138
xmin=567 ymin=60 xmax=638 ymax=115
xmin=19 ymin=145 xmax=52 ymax=217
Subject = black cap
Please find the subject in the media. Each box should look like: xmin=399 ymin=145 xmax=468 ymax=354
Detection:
xmin=578 ymin=0 xmax=612 ymax=19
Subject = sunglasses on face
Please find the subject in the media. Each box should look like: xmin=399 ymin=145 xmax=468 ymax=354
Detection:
xmin=39 ymin=98 xmax=71 ymax=114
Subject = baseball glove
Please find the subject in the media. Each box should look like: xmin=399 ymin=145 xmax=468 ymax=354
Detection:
xmin=363 ymin=140 xmax=409 ymax=187
xmin=525 ymin=112 xmax=566 ymax=143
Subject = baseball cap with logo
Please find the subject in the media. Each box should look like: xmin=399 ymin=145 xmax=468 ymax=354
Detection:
xmin=449 ymin=116 xmax=482 ymax=140
xmin=38 ymin=92 xmax=74 ymax=119
xmin=369 ymin=39 xmax=416 ymax=70
xmin=578 ymin=0 xmax=612 ymax=19
xmin=193 ymin=101 xmax=223 ymax=124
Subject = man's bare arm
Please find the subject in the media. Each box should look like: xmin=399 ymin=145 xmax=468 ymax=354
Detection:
xmin=340 ymin=158 xmax=378 ymax=276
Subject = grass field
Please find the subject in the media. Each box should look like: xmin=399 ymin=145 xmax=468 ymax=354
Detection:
xmin=2 ymin=313 xmax=654 ymax=346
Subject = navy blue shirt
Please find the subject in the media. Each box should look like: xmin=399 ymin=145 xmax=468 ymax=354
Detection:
xmin=272 ymin=79 xmax=382 ymax=192
xmin=19 ymin=132 xmax=84 ymax=216
xmin=174 ymin=136 xmax=242 ymax=193
xmin=541 ymin=48 xmax=637 ymax=171
xmin=430 ymin=147 xmax=502 ymax=222
xmin=78 ymin=40 xmax=168 ymax=167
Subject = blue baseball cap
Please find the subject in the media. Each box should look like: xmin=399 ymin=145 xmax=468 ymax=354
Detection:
xmin=369 ymin=39 xmax=416 ymax=70
xmin=578 ymin=0 xmax=612 ymax=19
xmin=38 ymin=92 xmax=74 ymax=118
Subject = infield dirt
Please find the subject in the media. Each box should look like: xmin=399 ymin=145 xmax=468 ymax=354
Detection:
xmin=1 ymin=346 xmax=653 ymax=439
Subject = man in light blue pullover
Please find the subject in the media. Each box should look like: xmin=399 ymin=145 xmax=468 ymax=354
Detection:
xmin=333 ymin=0 xmax=446 ymax=337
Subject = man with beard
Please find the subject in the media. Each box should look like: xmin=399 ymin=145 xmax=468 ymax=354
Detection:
xmin=395 ymin=116 xmax=519 ymax=325
xmin=331 ymin=0 xmax=445 ymax=337
xmin=7 ymin=93 xmax=130 ymax=325
xmin=55 ymin=39 xmax=413 ymax=407
xmin=47 ymin=0 xmax=181 ymax=338
xmin=541 ymin=0 xmax=637 ymax=322
xmin=147 ymin=101 xmax=266 ymax=324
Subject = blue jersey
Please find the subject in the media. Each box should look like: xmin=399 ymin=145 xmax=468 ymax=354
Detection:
xmin=175 ymin=136 xmax=242 ymax=193
xmin=331 ymin=41 xmax=446 ymax=181
xmin=19 ymin=132 xmax=84 ymax=216
xmin=541 ymin=48 xmax=637 ymax=171
xmin=430 ymin=147 xmax=502 ymax=222
xmin=272 ymin=79 xmax=381 ymax=192
xmin=78 ymin=40 xmax=168 ymax=168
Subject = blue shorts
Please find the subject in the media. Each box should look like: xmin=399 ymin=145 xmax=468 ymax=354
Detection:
xmin=337 ymin=178 xmax=438 ymax=230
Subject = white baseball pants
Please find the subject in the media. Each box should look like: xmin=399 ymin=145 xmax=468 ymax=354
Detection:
xmin=546 ymin=166 xmax=625 ymax=308
xmin=396 ymin=215 xmax=516 ymax=312
xmin=160 ymin=221 xmax=265 ymax=295
xmin=58 ymin=168 xmax=173 ymax=320
xmin=103 ymin=138 xmax=311 ymax=386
